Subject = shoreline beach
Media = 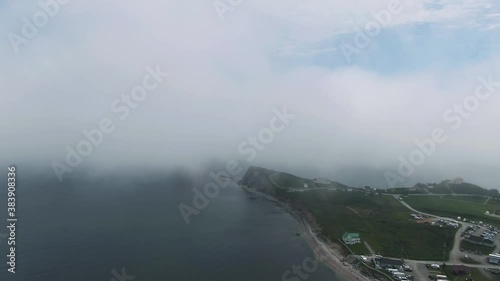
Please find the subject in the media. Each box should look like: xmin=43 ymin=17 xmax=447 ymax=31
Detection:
xmin=239 ymin=184 xmax=374 ymax=281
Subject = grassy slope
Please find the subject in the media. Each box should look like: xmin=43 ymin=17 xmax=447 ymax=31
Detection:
xmin=242 ymin=167 xmax=456 ymax=260
xmin=441 ymin=195 xmax=489 ymax=204
xmin=429 ymin=180 xmax=500 ymax=198
xmin=404 ymin=196 xmax=500 ymax=225
xmin=287 ymin=190 xmax=455 ymax=260
xmin=271 ymin=172 xmax=349 ymax=190
xmin=451 ymin=182 xmax=500 ymax=197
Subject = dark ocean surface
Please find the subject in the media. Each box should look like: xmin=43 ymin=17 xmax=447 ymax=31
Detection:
xmin=0 ymin=169 xmax=343 ymax=281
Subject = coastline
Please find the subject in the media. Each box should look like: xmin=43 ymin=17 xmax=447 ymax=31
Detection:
xmin=239 ymin=184 xmax=374 ymax=281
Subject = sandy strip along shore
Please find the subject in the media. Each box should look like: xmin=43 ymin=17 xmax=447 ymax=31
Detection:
xmin=239 ymin=184 xmax=375 ymax=281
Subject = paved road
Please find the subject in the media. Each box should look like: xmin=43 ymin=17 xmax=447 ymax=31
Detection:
xmin=404 ymin=193 xmax=491 ymax=197
xmin=389 ymin=195 xmax=472 ymax=264
xmin=390 ymin=194 xmax=461 ymax=221
xmin=364 ymin=241 xmax=375 ymax=255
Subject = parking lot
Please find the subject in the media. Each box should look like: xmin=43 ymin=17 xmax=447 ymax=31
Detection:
xmin=459 ymin=224 xmax=500 ymax=264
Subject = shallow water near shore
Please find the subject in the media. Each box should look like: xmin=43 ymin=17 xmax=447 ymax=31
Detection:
xmin=0 ymin=173 xmax=343 ymax=281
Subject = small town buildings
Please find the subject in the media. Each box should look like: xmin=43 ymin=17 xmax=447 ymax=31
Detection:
xmin=374 ymin=257 xmax=404 ymax=269
xmin=488 ymin=253 xmax=500 ymax=265
xmin=342 ymin=232 xmax=361 ymax=245
xmin=465 ymin=235 xmax=495 ymax=247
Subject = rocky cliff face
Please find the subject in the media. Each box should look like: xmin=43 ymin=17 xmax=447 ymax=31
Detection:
xmin=241 ymin=166 xmax=279 ymax=195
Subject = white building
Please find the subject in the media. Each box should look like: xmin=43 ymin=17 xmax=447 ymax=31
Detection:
xmin=342 ymin=232 xmax=361 ymax=245
xmin=488 ymin=254 xmax=500 ymax=265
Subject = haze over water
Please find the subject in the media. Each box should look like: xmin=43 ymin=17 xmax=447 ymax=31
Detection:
xmin=0 ymin=168 xmax=343 ymax=281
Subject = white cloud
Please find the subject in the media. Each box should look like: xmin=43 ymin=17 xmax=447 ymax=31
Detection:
xmin=1 ymin=0 xmax=499 ymax=187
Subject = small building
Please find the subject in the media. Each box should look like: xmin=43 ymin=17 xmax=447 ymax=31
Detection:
xmin=488 ymin=253 xmax=500 ymax=265
xmin=304 ymin=183 xmax=308 ymax=188
xmin=453 ymin=177 xmax=464 ymax=184
xmin=342 ymin=232 xmax=361 ymax=245
xmin=465 ymin=235 xmax=495 ymax=247
xmin=483 ymin=238 xmax=495 ymax=247
xmin=374 ymin=257 xmax=404 ymax=269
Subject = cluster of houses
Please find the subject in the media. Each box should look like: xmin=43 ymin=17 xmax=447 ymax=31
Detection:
xmin=463 ymin=225 xmax=497 ymax=248
xmin=430 ymin=219 xmax=459 ymax=228
xmin=373 ymin=257 xmax=413 ymax=281
xmin=373 ymin=257 xmax=404 ymax=270
xmin=464 ymin=234 xmax=495 ymax=248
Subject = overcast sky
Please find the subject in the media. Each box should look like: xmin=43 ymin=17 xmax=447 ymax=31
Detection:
xmin=1 ymin=0 xmax=500 ymax=188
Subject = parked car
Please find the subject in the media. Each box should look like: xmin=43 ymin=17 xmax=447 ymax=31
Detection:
xmin=430 ymin=264 xmax=440 ymax=269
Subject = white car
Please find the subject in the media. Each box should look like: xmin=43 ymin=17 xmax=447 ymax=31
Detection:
xmin=430 ymin=264 xmax=440 ymax=269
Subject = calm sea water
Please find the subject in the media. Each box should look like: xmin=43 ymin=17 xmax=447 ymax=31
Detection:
xmin=0 ymin=170 xmax=343 ymax=281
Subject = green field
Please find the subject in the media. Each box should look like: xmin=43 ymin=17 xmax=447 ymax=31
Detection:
xmin=270 ymin=172 xmax=349 ymax=190
xmin=284 ymin=190 xmax=456 ymax=260
xmin=440 ymin=194 xmax=500 ymax=208
xmin=242 ymin=167 xmax=456 ymax=260
xmin=441 ymin=195 xmax=489 ymax=204
xmin=460 ymin=240 xmax=494 ymax=254
xmin=404 ymin=195 xmax=500 ymax=225
xmin=488 ymin=197 xmax=500 ymax=206
xmin=242 ymin=167 xmax=458 ymax=260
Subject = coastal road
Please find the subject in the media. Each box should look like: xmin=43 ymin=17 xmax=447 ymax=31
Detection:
xmin=389 ymin=195 xmax=472 ymax=264
xmin=402 ymin=260 xmax=500 ymax=269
